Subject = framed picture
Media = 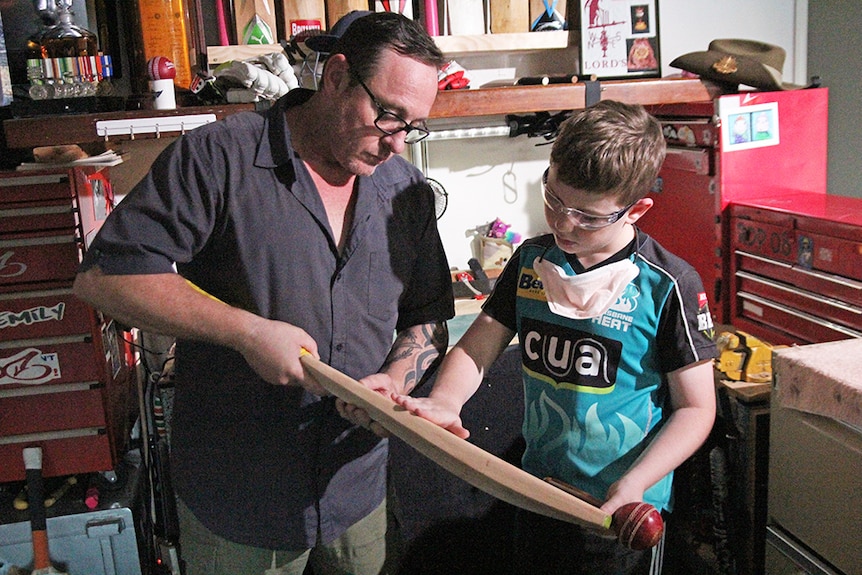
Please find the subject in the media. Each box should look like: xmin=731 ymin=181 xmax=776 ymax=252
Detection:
xmin=576 ymin=0 xmax=660 ymax=80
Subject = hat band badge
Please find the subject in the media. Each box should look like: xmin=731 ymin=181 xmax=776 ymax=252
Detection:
xmin=712 ymin=56 xmax=738 ymax=75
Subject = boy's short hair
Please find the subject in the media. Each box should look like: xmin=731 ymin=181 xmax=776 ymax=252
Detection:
xmin=550 ymin=101 xmax=666 ymax=206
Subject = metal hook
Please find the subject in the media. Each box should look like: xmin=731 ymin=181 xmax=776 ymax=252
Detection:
xmin=502 ymin=166 xmax=518 ymax=204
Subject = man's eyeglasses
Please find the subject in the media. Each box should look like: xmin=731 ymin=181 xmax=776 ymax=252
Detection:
xmin=542 ymin=168 xmax=635 ymax=230
xmin=350 ymin=70 xmax=431 ymax=144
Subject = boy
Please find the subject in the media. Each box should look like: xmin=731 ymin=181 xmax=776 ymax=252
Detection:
xmin=390 ymin=101 xmax=717 ymax=575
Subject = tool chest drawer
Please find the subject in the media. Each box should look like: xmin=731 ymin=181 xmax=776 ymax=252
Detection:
xmin=0 ymin=335 xmax=106 ymax=388
xmin=0 ymin=168 xmax=134 ymax=484
xmin=0 ymin=172 xmax=77 ymax=204
xmin=0 ymin=388 xmax=107 ymax=435
xmin=0 ymin=202 xmax=78 ymax=237
xmin=0 ymin=234 xmax=82 ymax=292
xmin=729 ymin=194 xmax=862 ymax=345
xmin=0 ymin=288 xmax=95 ymax=340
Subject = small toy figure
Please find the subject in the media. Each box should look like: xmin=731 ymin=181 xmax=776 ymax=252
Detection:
xmin=486 ymin=218 xmax=522 ymax=244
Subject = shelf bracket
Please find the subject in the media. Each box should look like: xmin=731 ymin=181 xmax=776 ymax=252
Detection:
xmin=584 ymin=78 xmax=602 ymax=107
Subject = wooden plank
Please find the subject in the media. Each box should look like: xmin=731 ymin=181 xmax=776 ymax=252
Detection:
xmin=432 ymin=83 xmax=583 ymax=117
xmin=2 ymin=79 xmax=715 ymax=149
xmin=599 ymin=77 xmax=719 ymax=106
xmin=207 ymin=30 xmax=571 ymax=59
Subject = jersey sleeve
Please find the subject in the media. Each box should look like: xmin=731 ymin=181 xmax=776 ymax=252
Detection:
xmin=656 ymin=266 xmax=718 ymax=373
xmin=479 ymin=245 xmax=523 ymax=332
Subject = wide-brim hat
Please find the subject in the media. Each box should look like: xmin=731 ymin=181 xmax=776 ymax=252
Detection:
xmin=670 ymin=39 xmax=805 ymax=91
xmin=305 ymin=10 xmax=373 ymax=54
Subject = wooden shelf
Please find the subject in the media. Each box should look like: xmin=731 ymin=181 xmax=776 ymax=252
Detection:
xmin=430 ymin=77 xmax=716 ymax=118
xmin=2 ymin=104 xmax=255 ymax=149
xmin=2 ymin=78 xmax=716 ymax=149
xmin=434 ymin=30 xmax=571 ymax=54
xmin=206 ymin=31 xmax=572 ymax=67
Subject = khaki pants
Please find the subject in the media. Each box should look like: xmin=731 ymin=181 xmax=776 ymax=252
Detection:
xmin=177 ymin=497 xmax=399 ymax=575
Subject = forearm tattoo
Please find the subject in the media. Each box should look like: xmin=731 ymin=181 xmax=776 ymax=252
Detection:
xmin=383 ymin=320 xmax=449 ymax=394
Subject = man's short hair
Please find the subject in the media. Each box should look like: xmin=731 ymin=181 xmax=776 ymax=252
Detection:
xmin=329 ymin=12 xmax=446 ymax=83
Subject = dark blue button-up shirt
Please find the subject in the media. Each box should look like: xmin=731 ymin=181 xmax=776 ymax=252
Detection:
xmin=80 ymin=90 xmax=454 ymax=548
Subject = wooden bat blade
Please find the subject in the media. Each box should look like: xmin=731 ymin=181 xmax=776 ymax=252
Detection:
xmin=326 ymin=0 xmax=369 ymax=29
xmin=490 ymin=0 xmax=530 ymax=33
xmin=282 ymin=0 xmax=326 ymax=37
xmin=234 ymin=0 xmax=278 ymax=44
xmin=300 ymin=355 xmax=612 ymax=531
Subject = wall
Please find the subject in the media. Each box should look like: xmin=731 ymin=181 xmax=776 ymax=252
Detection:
xmin=428 ymin=0 xmax=808 ymax=269
xmin=657 ymin=0 xmax=806 ymax=83
xmin=808 ymin=0 xmax=861 ymax=199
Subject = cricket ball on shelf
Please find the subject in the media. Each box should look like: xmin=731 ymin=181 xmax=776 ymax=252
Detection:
xmin=613 ymin=501 xmax=664 ymax=550
xmin=147 ymin=56 xmax=177 ymax=81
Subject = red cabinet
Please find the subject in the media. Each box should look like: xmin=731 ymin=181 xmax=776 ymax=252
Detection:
xmin=0 ymin=168 xmax=135 ymax=482
xmin=729 ymin=193 xmax=862 ymax=345
xmin=642 ymin=88 xmax=830 ymax=324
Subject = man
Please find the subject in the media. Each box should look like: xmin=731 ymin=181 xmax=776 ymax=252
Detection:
xmin=73 ymin=12 xmax=453 ymax=575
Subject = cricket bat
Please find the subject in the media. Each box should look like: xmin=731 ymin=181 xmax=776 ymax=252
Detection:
xmin=326 ymin=0 xmax=370 ymax=29
xmin=299 ymin=353 xmax=612 ymax=531
xmin=234 ymin=0 xmax=279 ymax=44
xmin=23 ymin=447 xmax=68 ymax=575
xmin=489 ymin=0 xmax=530 ymax=33
xmin=445 ymin=0 xmax=486 ymax=35
xmin=282 ymin=0 xmax=326 ymax=36
xmin=529 ymin=0 xmax=567 ymax=30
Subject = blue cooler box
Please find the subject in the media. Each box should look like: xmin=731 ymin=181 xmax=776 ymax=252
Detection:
xmin=0 ymin=459 xmax=145 ymax=575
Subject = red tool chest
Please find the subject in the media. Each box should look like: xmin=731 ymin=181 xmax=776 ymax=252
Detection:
xmin=729 ymin=192 xmax=862 ymax=345
xmin=642 ymin=88 xmax=830 ymax=324
xmin=0 ymin=168 xmax=136 ymax=483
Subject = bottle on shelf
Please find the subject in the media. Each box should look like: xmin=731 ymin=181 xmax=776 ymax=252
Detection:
xmin=25 ymin=0 xmax=58 ymax=62
xmin=134 ymin=0 xmax=195 ymax=90
xmin=40 ymin=0 xmax=98 ymax=59
xmin=24 ymin=0 xmax=117 ymax=100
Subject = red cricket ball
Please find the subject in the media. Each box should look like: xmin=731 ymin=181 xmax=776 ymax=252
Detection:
xmin=147 ymin=56 xmax=177 ymax=81
xmin=613 ymin=501 xmax=664 ymax=550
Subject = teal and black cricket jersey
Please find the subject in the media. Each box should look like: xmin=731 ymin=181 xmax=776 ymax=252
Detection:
xmin=482 ymin=231 xmax=716 ymax=512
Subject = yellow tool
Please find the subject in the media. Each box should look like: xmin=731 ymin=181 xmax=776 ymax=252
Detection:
xmin=715 ymin=330 xmax=782 ymax=383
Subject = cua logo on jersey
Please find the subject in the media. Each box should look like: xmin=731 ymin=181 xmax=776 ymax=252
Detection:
xmin=696 ymin=291 xmax=714 ymax=335
xmin=521 ymin=316 xmax=622 ymax=393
